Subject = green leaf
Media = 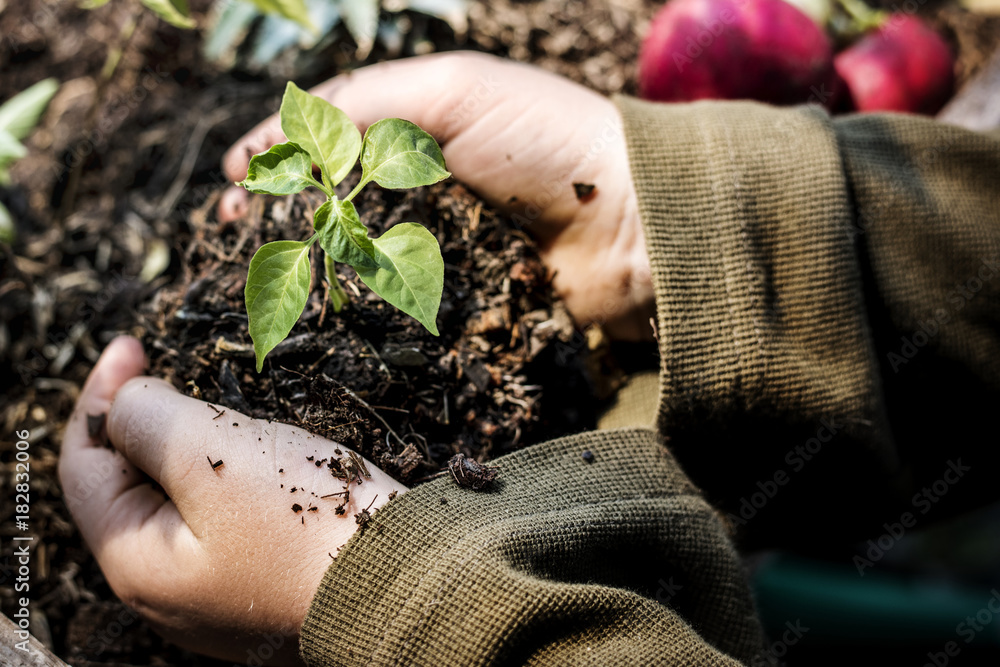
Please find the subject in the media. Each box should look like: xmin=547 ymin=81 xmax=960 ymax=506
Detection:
xmin=246 ymin=0 xmax=315 ymax=32
xmin=0 ymin=78 xmax=59 ymax=141
xmin=280 ymin=82 xmax=361 ymax=188
xmin=245 ymin=240 xmax=313 ymax=372
xmin=0 ymin=201 xmax=14 ymax=244
xmin=239 ymin=142 xmax=317 ymax=195
xmin=80 ymin=0 xmax=113 ymax=7
xmin=140 ymin=0 xmax=197 ymax=28
xmin=360 ymin=118 xmax=450 ymax=191
xmin=357 ymin=223 xmax=443 ymax=335
xmin=0 ymin=129 xmax=27 ymax=164
xmin=316 ymin=199 xmax=376 ymax=268
xmin=0 ymin=130 xmax=25 ymax=186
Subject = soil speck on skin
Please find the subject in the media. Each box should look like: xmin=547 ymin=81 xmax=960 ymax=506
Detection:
xmin=87 ymin=413 xmax=106 ymax=439
xmin=573 ymin=183 xmax=597 ymax=202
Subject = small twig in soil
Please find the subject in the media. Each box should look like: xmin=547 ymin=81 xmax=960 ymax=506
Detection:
xmin=361 ymin=339 xmax=392 ymax=380
xmin=318 ymin=279 xmax=330 ymax=328
xmin=348 ymin=451 xmax=371 ymax=481
xmin=341 ymin=387 xmax=406 ymax=454
xmin=304 ymin=347 xmax=339 ymax=376
xmin=153 ymin=107 xmax=233 ymax=220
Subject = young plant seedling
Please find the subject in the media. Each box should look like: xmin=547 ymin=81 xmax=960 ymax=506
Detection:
xmin=238 ymin=82 xmax=451 ymax=372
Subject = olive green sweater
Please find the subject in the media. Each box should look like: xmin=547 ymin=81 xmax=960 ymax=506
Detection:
xmin=300 ymin=99 xmax=1000 ymax=666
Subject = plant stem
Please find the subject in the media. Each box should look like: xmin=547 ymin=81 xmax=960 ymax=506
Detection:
xmin=311 ymin=175 xmax=335 ymax=199
xmin=345 ymin=177 xmax=368 ymax=203
xmin=325 ymin=253 xmax=349 ymax=313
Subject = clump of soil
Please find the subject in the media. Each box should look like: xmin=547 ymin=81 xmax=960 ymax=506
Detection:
xmin=139 ymin=175 xmax=604 ymax=486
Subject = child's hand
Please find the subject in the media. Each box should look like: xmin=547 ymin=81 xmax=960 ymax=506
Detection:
xmin=59 ymin=337 xmax=406 ymax=665
xmin=219 ymin=52 xmax=655 ymax=341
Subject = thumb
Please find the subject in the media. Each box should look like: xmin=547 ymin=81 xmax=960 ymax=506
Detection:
xmin=59 ymin=337 xmax=156 ymax=539
xmin=221 ymin=51 xmax=507 ymax=185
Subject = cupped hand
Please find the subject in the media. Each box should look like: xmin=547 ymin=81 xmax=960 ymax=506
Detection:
xmin=219 ymin=52 xmax=654 ymax=341
xmin=59 ymin=337 xmax=406 ymax=665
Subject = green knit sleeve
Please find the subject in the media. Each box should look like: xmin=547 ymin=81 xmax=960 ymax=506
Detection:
xmin=300 ymin=428 xmax=769 ymax=666
xmin=615 ymin=96 xmax=1000 ymax=549
xmin=833 ymin=113 xmax=1000 ymax=523
xmin=299 ymin=98 xmax=999 ymax=666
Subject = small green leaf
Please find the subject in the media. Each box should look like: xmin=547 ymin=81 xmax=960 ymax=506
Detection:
xmin=140 ymin=0 xmax=197 ymax=28
xmin=245 ymin=240 xmax=313 ymax=372
xmin=246 ymin=0 xmax=315 ymax=32
xmin=0 ymin=129 xmax=26 ymax=186
xmin=360 ymin=118 xmax=450 ymax=191
xmin=239 ymin=142 xmax=317 ymax=195
xmin=316 ymin=199 xmax=376 ymax=268
xmin=357 ymin=223 xmax=443 ymax=335
xmin=0 ymin=201 xmax=14 ymax=244
xmin=80 ymin=0 xmax=113 ymax=7
xmin=0 ymin=129 xmax=27 ymax=164
xmin=0 ymin=78 xmax=59 ymax=141
xmin=280 ymin=82 xmax=361 ymax=188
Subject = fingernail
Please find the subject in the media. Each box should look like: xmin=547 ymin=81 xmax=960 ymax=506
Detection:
xmin=218 ymin=187 xmax=249 ymax=222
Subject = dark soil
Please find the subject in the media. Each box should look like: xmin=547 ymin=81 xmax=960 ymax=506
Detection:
xmin=141 ymin=176 xmax=604 ymax=488
xmin=1 ymin=0 xmax=998 ymax=664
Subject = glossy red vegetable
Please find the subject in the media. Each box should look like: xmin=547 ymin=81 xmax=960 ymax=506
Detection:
xmin=834 ymin=14 xmax=954 ymax=114
xmin=638 ymin=0 xmax=838 ymax=106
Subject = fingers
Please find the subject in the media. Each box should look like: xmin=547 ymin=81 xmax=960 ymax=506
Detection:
xmin=103 ymin=378 xmax=360 ymax=518
xmin=105 ymin=377 xmax=254 ymax=504
xmin=59 ymin=337 xmax=155 ymax=540
xmin=221 ymin=52 xmax=492 ymax=186
xmin=217 ymin=185 xmax=249 ymax=223
xmin=58 ymin=337 xmax=197 ymax=601
xmin=218 ymin=52 xmax=615 ymax=228
xmin=217 ymin=54 xmax=474 ymax=222
xmin=217 ymin=53 xmax=477 ymax=222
